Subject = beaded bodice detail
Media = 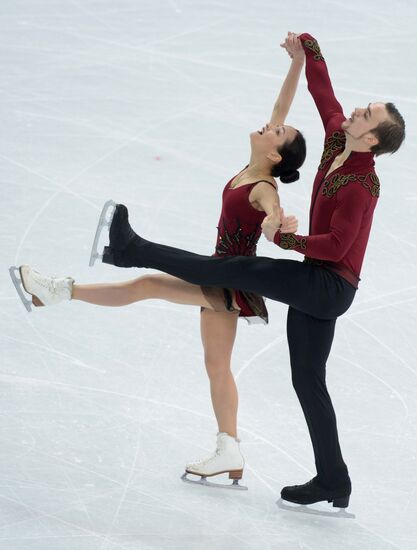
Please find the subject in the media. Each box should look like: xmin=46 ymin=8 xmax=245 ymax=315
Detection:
xmin=215 ymin=219 xmax=261 ymax=257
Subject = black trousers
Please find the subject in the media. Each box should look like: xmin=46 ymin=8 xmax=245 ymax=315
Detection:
xmin=123 ymin=237 xmax=357 ymax=488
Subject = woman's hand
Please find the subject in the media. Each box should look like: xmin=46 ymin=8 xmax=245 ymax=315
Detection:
xmin=261 ymin=203 xmax=282 ymax=241
xmin=280 ymin=32 xmax=305 ymax=64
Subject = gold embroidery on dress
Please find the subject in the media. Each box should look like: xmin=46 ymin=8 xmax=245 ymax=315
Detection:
xmin=319 ymin=132 xmax=346 ymax=170
xmin=322 ymin=172 xmax=380 ymax=198
xmin=279 ymin=233 xmax=307 ymax=250
xmin=304 ymin=39 xmax=325 ymax=61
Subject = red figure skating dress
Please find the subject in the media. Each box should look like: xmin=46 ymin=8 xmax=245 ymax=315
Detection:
xmin=203 ymin=169 xmax=276 ymax=324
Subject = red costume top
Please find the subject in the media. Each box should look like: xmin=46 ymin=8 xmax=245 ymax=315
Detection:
xmin=273 ymin=33 xmax=379 ymax=288
xmin=214 ymin=173 xmax=274 ymax=321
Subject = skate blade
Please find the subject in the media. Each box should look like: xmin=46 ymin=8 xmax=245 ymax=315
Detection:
xmin=9 ymin=266 xmax=32 ymax=312
xmin=89 ymin=200 xmax=116 ymax=267
xmin=181 ymin=472 xmax=248 ymax=491
xmin=276 ymin=498 xmax=355 ymax=519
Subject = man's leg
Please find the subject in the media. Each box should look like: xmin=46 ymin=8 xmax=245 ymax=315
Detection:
xmin=286 ymin=306 xmax=350 ymax=491
xmin=103 ymin=206 xmax=355 ymax=319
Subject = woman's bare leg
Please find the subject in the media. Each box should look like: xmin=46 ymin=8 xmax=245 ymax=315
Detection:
xmin=72 ymin=273 xmax=225 ymax=309
xmin=74 ymin=274 xmax=241 ymax=434
xmin=200 ymin=308 xmax=239 ymax=438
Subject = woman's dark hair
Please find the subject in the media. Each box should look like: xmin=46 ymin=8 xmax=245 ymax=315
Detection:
xmin=271 ymin=130 xmax=307 ymax=183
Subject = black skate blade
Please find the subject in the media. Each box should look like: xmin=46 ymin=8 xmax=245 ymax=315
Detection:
xmin=276 ymin=498 xmax=355 ymax=519
xmin=9 ymin=266 xmax=32 ymax=312
xmin=89 ymin=200 xmax=116 ymax=267
xmin=181 ymin=472 xmax=248 ymax=491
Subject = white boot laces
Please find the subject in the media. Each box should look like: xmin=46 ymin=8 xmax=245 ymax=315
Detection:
xmin=32 ymin=270 xmax=60 ymax=295
xmin=191 ymin=445 xmax=222 ymax=467
xmin=189 ymin=434 xmax=240 ymax=468
xmin=34 ymin=271 xmax=72 ymax=298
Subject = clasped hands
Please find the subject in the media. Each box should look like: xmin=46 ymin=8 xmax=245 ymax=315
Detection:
xmin=280 ymin=32 xmax=304 ymax=61
xmin=262 ymin=204 xmax=298 ymax=241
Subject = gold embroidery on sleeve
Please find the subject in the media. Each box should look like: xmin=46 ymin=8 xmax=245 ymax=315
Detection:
xmin=304 ymin=39 xmax=325 ymax=61
xmin=279 ymin=233 xmax=307 ymax=250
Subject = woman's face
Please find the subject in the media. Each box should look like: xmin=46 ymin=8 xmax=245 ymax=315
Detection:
xmin=250 ymin=123 xmax=297 ymax=157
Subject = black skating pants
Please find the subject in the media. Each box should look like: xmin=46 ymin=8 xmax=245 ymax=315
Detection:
xmin=124 ymin=237 xmax=357 ymax=489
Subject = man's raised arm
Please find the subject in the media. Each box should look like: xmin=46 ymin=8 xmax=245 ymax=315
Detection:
xmin=297 ymin=33 xmax=344 ymax=130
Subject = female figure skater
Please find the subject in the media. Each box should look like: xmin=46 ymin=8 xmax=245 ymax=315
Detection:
xmin=11 ymin=34 xmax=306 ymax=489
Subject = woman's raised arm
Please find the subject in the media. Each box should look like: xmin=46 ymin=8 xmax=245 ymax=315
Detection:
xmin=270 ymin=32 xmax=305 ymax=126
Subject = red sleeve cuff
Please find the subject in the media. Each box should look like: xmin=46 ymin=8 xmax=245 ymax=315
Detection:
xmin=273 ymin=231 xmax=282 ymax=246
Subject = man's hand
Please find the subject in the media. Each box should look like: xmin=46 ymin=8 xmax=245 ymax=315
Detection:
xmin=262 ymin=203 xmax=282 ymax=241
xmin=280 ymin=32 xmax=304 ymax=63
xmin=280 ymin=209 xmax=299 ymax=233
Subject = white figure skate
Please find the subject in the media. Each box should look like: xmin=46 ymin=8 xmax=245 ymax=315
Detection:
xmin=89 ymin=200 xmax=116 ymax=266
xmin=9 ymin=265 xmax=74 ymax=312
xmin=181 ymin=433 xmax=247 ymax=490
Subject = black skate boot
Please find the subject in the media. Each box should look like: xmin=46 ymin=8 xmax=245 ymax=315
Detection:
xmin=102 ymin=204 xmax=138 ymax=267
xmin=281 ymin=477 xmax=351 ymax=508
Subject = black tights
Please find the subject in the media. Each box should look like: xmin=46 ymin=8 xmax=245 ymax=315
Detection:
xmin=120 ymin=236 xmax=357 ymax=488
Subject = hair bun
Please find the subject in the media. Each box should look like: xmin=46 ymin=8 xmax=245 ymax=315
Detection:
xmin=280 ymin=170 xmax=300 ymax=184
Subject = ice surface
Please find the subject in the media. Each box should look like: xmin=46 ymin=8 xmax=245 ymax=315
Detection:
xmin=1 ymin=1 xmax=416 ymax=549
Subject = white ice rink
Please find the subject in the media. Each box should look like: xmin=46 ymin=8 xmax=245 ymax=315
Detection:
xmin=1 ymin=1 xmax=417 ymax=549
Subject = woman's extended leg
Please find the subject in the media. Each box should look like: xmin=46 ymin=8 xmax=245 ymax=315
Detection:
xmin=12 ymin=265 xmax=242 ymax=313
xmin=200 ymin=308 xmax=239 ymax=438
xmin=72 ymin=273 xmax=219 ymax=308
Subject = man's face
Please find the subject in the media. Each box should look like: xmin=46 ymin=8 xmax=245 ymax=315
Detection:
xmin=341 ymin=102 xmax=388 ymax=139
